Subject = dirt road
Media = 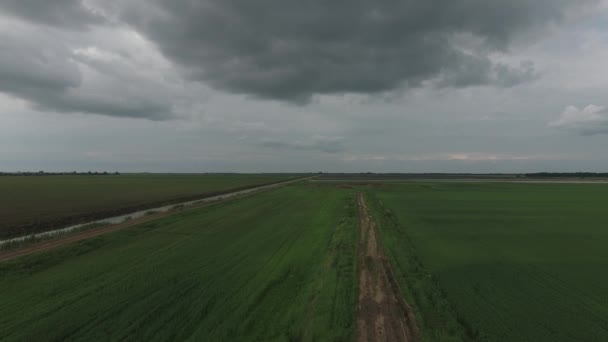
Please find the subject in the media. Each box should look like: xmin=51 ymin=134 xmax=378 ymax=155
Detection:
xmin=356 ymin=193 xmax=419 ymax=342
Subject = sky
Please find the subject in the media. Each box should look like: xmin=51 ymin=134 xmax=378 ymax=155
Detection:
xmin=2 ymin=0 xmax=608 ymax=173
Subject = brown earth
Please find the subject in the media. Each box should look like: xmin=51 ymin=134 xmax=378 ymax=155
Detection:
xmin=1 ymin=177 xmax=305 ymax=240
xmin=356 ymin=193 xmax=419 ymax=342
xmin=0 ymin=178 xmax=311 ymax=262
xmin=0 ymin=209 xmax=180 ymax=262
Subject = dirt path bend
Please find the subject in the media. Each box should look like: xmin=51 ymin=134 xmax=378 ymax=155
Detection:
xmin=356 ymin=193 xmax=419 ymax=342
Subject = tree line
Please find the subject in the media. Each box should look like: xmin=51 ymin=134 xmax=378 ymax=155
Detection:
xmin=524 ymin=172 xmax=608 ymax=178
xmin=0 ymin=171 xmax=120 ymax=176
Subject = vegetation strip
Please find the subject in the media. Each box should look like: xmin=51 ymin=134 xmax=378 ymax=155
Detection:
xmin=1 ymin=174 xmax=303 ymax=239
xmin=356 ymin=193 xmax=419 ymax=342
xmin=369 ymin=182 xmax=608 ymax=341
xmin=0 ymin=177 xmax=309 ymax=261
xmin=0 ymin=184 xmax=358 ymax=341
xmin=0 ymin=210 xmax=173 ymax=261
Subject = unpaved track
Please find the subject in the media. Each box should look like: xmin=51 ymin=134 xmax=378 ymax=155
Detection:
xmin=357 ymin=193 xmax=419 ymax=342
xmin=0 ymin=178 xmax=310 ymax=262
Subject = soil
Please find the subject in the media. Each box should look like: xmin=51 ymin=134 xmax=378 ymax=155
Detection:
xmin=0 ymin=178 xmax=311 ymax=262
xmin=356 ymin=193 xmax=419 ymax=342
xmin=0 ymin=210 xmax=176 ymax=262
xmin=1 ymin=177 xmax=306 ymax=240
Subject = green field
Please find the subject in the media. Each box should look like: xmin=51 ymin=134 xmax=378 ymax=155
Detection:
xmin=3 ymin=179 xmax=608 ymax=341
xmin=366 ymin=182 xmax=608 ymax=341
xmin=0 ymin=184 xmax=358 ymax=341
xmin=0 ymin=174 xmax=298 ymax=239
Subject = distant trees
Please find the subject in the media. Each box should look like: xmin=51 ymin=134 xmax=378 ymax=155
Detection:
xmin=525 ymin=172 xmax=608 ymax=178
xmin=0 ymin=171 xmax=121 ymax=176
xmin=315 ymin=172 xmax=608 ymax=180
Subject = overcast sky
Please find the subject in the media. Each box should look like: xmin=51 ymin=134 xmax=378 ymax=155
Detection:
xmin=2 ymin=0 xmax=608 ymax=173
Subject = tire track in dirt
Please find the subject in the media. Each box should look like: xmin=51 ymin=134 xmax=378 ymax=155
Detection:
xmin=357 ymin=192 xmax=419 ymax=342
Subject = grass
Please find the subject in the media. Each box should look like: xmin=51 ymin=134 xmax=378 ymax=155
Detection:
xmin=5 ymin=179 xmax=606 ymax=341
xmin=0 ymin=183 xmax=359 ymax=341
xmin=366 ymin=182 xmax=608 ymax=341
xmin=0 ymin=174 xmax=300 ymax=239
xmin=0 ymin=222 xmax=111 ymax=252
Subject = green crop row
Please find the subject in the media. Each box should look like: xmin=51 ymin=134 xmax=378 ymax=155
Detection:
xmin=368 ymin=182 xmax=608 ymax=341
xmin=0 ymin=174 xmax=300 ymax=239
xmin=4 ymin=180 xmax=608 ymax=341
xmin=0 ymin=183 xmax=357 ymax=341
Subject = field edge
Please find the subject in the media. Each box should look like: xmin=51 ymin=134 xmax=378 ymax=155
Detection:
xmin=364 ymin=190 xmax=476 ymax=341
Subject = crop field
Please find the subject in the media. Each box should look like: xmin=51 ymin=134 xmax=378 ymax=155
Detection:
xmin=0 ymin=174 xmax=299 ymax=239
xmin=365 ymin=182 xmax=608 ymax=341
xmin=0 ymin=183 xmax=358 ymax=341
xmin=2 ymin=178 xmax=608 ymax=341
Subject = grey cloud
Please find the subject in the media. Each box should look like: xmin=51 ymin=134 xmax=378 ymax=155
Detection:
xmin=260 ymin=136 xmax=345 ymax=153
xmin=0 ymin=29 xmax=174 ymax=120
xmin=437 ymin=57 xmax=537 ymax=88
xmin=0 ymin=30 xmax=80 ymax=103
xmin=493 ymin=61 xmax=537 ymax=87
xmin=119 ymin=0 xmax=593 ymax=102
xmin=549 ymin=105 xmax=608 ymax=136
xmin=29 ymin=91 xmax=173 ymax=121
xmin=0 ymin=0 xmax=105 ymax=29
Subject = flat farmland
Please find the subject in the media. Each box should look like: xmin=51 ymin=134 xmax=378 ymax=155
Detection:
xmin=0 ymin=184 xmax=358 ymax=341
xmin=4 ymin=178 xmax=608 ymax=341
xmin=366 ymin=182 xmax=608 ymax=341
xmin=0 ymin=174 xmax=299 ymax=239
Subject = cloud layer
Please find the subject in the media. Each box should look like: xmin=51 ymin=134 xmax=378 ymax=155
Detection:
xmin=3 ymin=0 xmax=608 ymax=174
xmin=119 ymin=0 xmax=592 ymax=102
xmin=550 ymin=105 xmax=608 ymax=135
xmin=260 ymin=135 xmax=345 ymax=153
xmin=0 ymin=0 xmax=105 ymax=29
xmin=0 ymin=0 xmax=599 ymax=118
xmin=0 ymin=14 xmax=179 ymax=119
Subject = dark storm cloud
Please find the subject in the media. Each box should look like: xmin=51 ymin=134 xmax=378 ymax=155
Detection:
xmin=121 ymin=0 xmax=594 ymax=102
xmin=0 ymin=0 xmax=105 ymax=29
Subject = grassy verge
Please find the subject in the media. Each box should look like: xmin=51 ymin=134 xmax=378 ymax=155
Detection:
xmin=368 ymin=182 xmax=608 ymax=341
xmin=0 ymin=222 xmax=112 ymax=252
xmin=364 ymin=190 xmax=471 ymax=341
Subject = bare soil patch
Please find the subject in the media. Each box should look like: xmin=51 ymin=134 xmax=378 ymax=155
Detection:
xmin=356 ymin=193 xmax=419 ymax=342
